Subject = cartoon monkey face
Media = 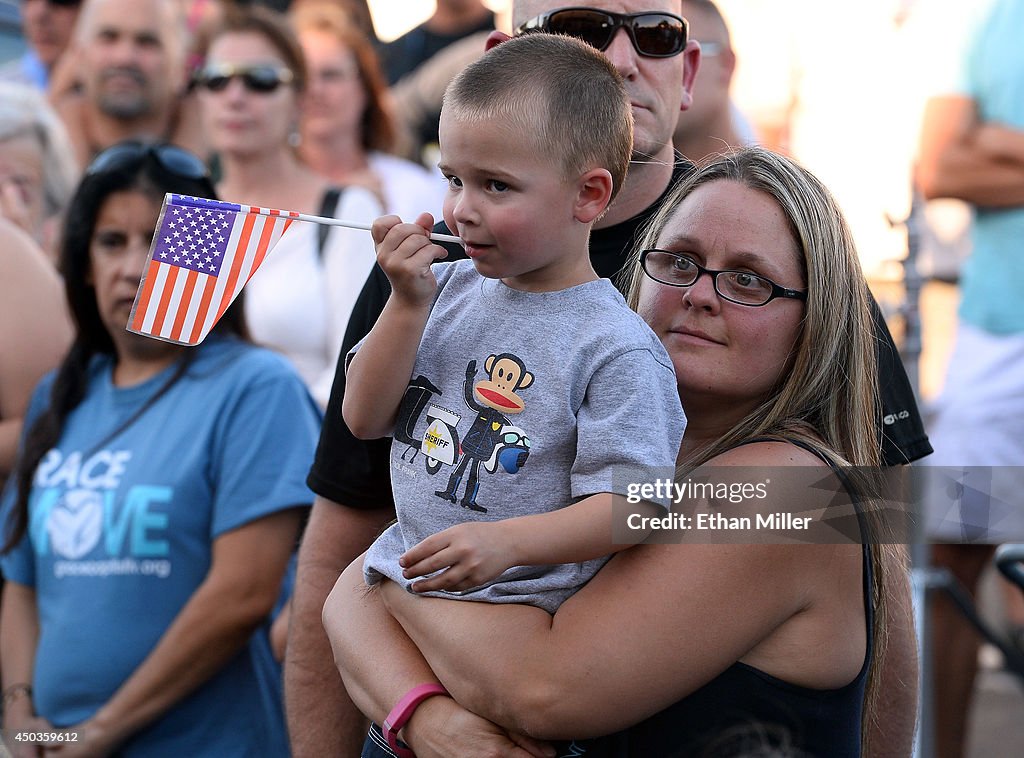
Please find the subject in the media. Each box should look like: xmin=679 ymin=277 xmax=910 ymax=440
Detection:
xmin=473 ymin=353 xmax=533 ymax=415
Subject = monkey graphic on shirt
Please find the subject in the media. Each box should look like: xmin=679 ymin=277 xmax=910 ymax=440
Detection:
xmin=434 ymin=353 xmax=533 ymax=512
xmin=392 ymin=352 xmax=534 ymax=513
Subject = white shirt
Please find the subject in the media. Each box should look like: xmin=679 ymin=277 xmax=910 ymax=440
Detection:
xmin=244 ymin=185 xmax=381 ymax=408
xmin=370 ymin=151 xmax=448 ymax=221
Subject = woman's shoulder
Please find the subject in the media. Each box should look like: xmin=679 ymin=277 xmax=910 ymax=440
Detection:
xmin=193 ymin=337 xmax=307 ymax=387
xmin=0 ymin=221 xmax=71 ymax=339
xmin=187 ymin=339 xmax=319 ymax=424
xmin=335 ymin=184 xmax=382 ymax=213
xmin=705 ymin=438 xmax=832 ymax=469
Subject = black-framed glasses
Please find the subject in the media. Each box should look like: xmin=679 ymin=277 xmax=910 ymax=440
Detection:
xmin=193 ymin=63 xmax=294 ymax=94
xmin=516 ymin=7 xmax=688 ymax=58
xmin=86 ymin=141 xmax=210 ymax=180
xmin=640 ymin=250 xmax=808 ymax=307
xmin=41 ymin=0 xmax=82 ymax=7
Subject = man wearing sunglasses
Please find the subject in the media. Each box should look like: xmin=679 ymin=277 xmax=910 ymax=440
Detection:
xmin=285 ymin=3 xmax=923 ymax=756
xmin=50 ymin=0 xmax=205 ymax=169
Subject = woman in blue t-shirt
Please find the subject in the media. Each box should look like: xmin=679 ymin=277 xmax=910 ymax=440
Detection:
xmin=0 ymin=142 xmax=320 ymax=757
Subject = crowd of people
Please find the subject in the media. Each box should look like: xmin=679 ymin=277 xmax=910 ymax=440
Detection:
xmin=0 ymin=0 xmax=1015 ymax=756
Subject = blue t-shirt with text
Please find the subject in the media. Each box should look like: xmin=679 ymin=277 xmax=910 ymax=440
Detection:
xmin=1 ymin=336 xmax=320 ymax=757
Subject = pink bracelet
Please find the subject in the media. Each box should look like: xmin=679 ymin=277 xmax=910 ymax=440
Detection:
xmin=383 ymin=683 xmax=449 ymax=758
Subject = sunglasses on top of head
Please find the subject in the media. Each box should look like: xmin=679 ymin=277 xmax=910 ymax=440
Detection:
xmin=193 ymin=63 xmax=294 ymax=94
xmin=86 ymin=141 xmax=210 ymax=180
xmin=515 ymin=7 xmax=688 ymax=58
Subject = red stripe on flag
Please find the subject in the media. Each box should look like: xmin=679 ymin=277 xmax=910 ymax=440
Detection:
xmin=169 ymin=268 xmax=199 ymax=342
xmin=131 ymin=258 xmax=164 ymax=332
xmin=249 ymin=214 xmax=281 ymax=275
xmin=150 ymin=264 xmax=180 ymax=336
xmin=188 ymin=274 xmax=217 ymax=345
xmin=149 ymin=266 xmax=179 ymax=338
xmin=211 ymin=212 xmax=258 ymax=325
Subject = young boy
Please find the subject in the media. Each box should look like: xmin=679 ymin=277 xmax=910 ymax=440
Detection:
xmin=343 ymin=32 xmax=685 ymax=614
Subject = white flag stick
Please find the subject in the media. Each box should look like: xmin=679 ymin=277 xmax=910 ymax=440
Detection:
xmin=251 ymin=206 xmax=463 ymax=245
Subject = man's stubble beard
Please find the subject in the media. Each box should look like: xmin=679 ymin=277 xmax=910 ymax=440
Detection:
xmin=97 ymin=93 xmax=155 ymax=120
xmin=95 ymin=67 xmax=158 ymax=120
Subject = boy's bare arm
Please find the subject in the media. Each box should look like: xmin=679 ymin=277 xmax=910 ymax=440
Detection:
xmin=400 ymin=494 xmax=660 ymax=593
xmin=343 ymin=214 xmax=447 ymax=440
xmin=343 ymin=296 xmax=432 ymax=439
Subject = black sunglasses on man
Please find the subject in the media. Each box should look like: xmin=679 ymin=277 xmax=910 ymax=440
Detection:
xmin=516 ymin=7 xmax=688 ymax=58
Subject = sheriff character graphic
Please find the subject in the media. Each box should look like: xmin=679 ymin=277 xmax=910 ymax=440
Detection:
xmin=435 ymin=353 xmax=532 ymax=512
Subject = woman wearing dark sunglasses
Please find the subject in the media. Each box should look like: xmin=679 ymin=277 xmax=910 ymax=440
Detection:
xmin=194 ymin=5 xmax=380 ymax=408
xmin=0 ymin=141 xmax=320 ymax=757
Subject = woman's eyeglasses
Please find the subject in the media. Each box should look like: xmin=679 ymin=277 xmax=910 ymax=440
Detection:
xmin=516 ymin=8 xmax=688 ymax=58
xmin=86 ymin=141 xmax=210 ymax=180
xmin=193 ymin=63 xmax=294 ymax=94
xmin=640 ymin=250 xmax=808 ymax=307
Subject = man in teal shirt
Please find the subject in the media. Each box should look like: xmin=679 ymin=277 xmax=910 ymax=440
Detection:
xmin=918 ymin=1 xmax=1024 ymax=756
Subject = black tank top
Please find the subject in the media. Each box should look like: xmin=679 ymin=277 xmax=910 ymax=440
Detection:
xmin=558 ymin=439 xmax=874 ymax=758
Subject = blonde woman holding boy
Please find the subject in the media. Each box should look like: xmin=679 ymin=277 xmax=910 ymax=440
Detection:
xmin=341 ymin=32 xmax=685 ymax=661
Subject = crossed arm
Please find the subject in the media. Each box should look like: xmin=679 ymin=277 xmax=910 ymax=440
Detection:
xmin=917 ymin=95 xmax=1024 ymax=206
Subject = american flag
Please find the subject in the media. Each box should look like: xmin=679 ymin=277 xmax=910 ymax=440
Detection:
xmin=128 ymin=194 xmax=299 ymax=345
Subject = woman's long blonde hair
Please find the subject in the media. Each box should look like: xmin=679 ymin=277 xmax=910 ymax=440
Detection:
xmin=624 ymin=146 xmax=893 ymax=750
xmin=627 ymin=147 xmax=880 ymax=469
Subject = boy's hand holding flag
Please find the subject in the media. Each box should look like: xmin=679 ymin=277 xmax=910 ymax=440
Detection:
xmin=128 ymin=193 xmax=459 ymax=345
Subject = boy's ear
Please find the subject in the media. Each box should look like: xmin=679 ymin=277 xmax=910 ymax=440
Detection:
xmin=485 ymin=30 xmax=512 ymax=51
xmin=573 ymin=168 xmax=614 ymax=224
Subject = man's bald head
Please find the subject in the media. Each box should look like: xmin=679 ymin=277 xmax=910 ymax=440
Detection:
xmin=75 ymin=0 xmax=188 ymax=120
xmin=511 ymin=0 xmax=683 ymax=31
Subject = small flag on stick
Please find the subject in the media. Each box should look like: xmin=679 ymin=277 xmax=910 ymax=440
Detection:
xmin=128 ymin=193 xmax=461 ymax=346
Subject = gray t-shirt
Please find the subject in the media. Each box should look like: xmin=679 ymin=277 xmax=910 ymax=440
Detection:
xmin=362 ymin=260 xmax=685 ymax=612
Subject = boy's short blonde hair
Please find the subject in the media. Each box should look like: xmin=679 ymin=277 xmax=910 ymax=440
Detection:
xmin=443 ymin=33 xmax=633 ymax=202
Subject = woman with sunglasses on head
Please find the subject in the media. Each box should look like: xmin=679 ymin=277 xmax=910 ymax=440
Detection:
xmin=0 ymin=141 xmax=320 ymax=757
xmin=323 ymin=147 xmax=917 ymax=758
xmin=195 ymin=4 xmax=379 ymax=408
xmin=291 ymin=1 xmax=447 ymax=222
